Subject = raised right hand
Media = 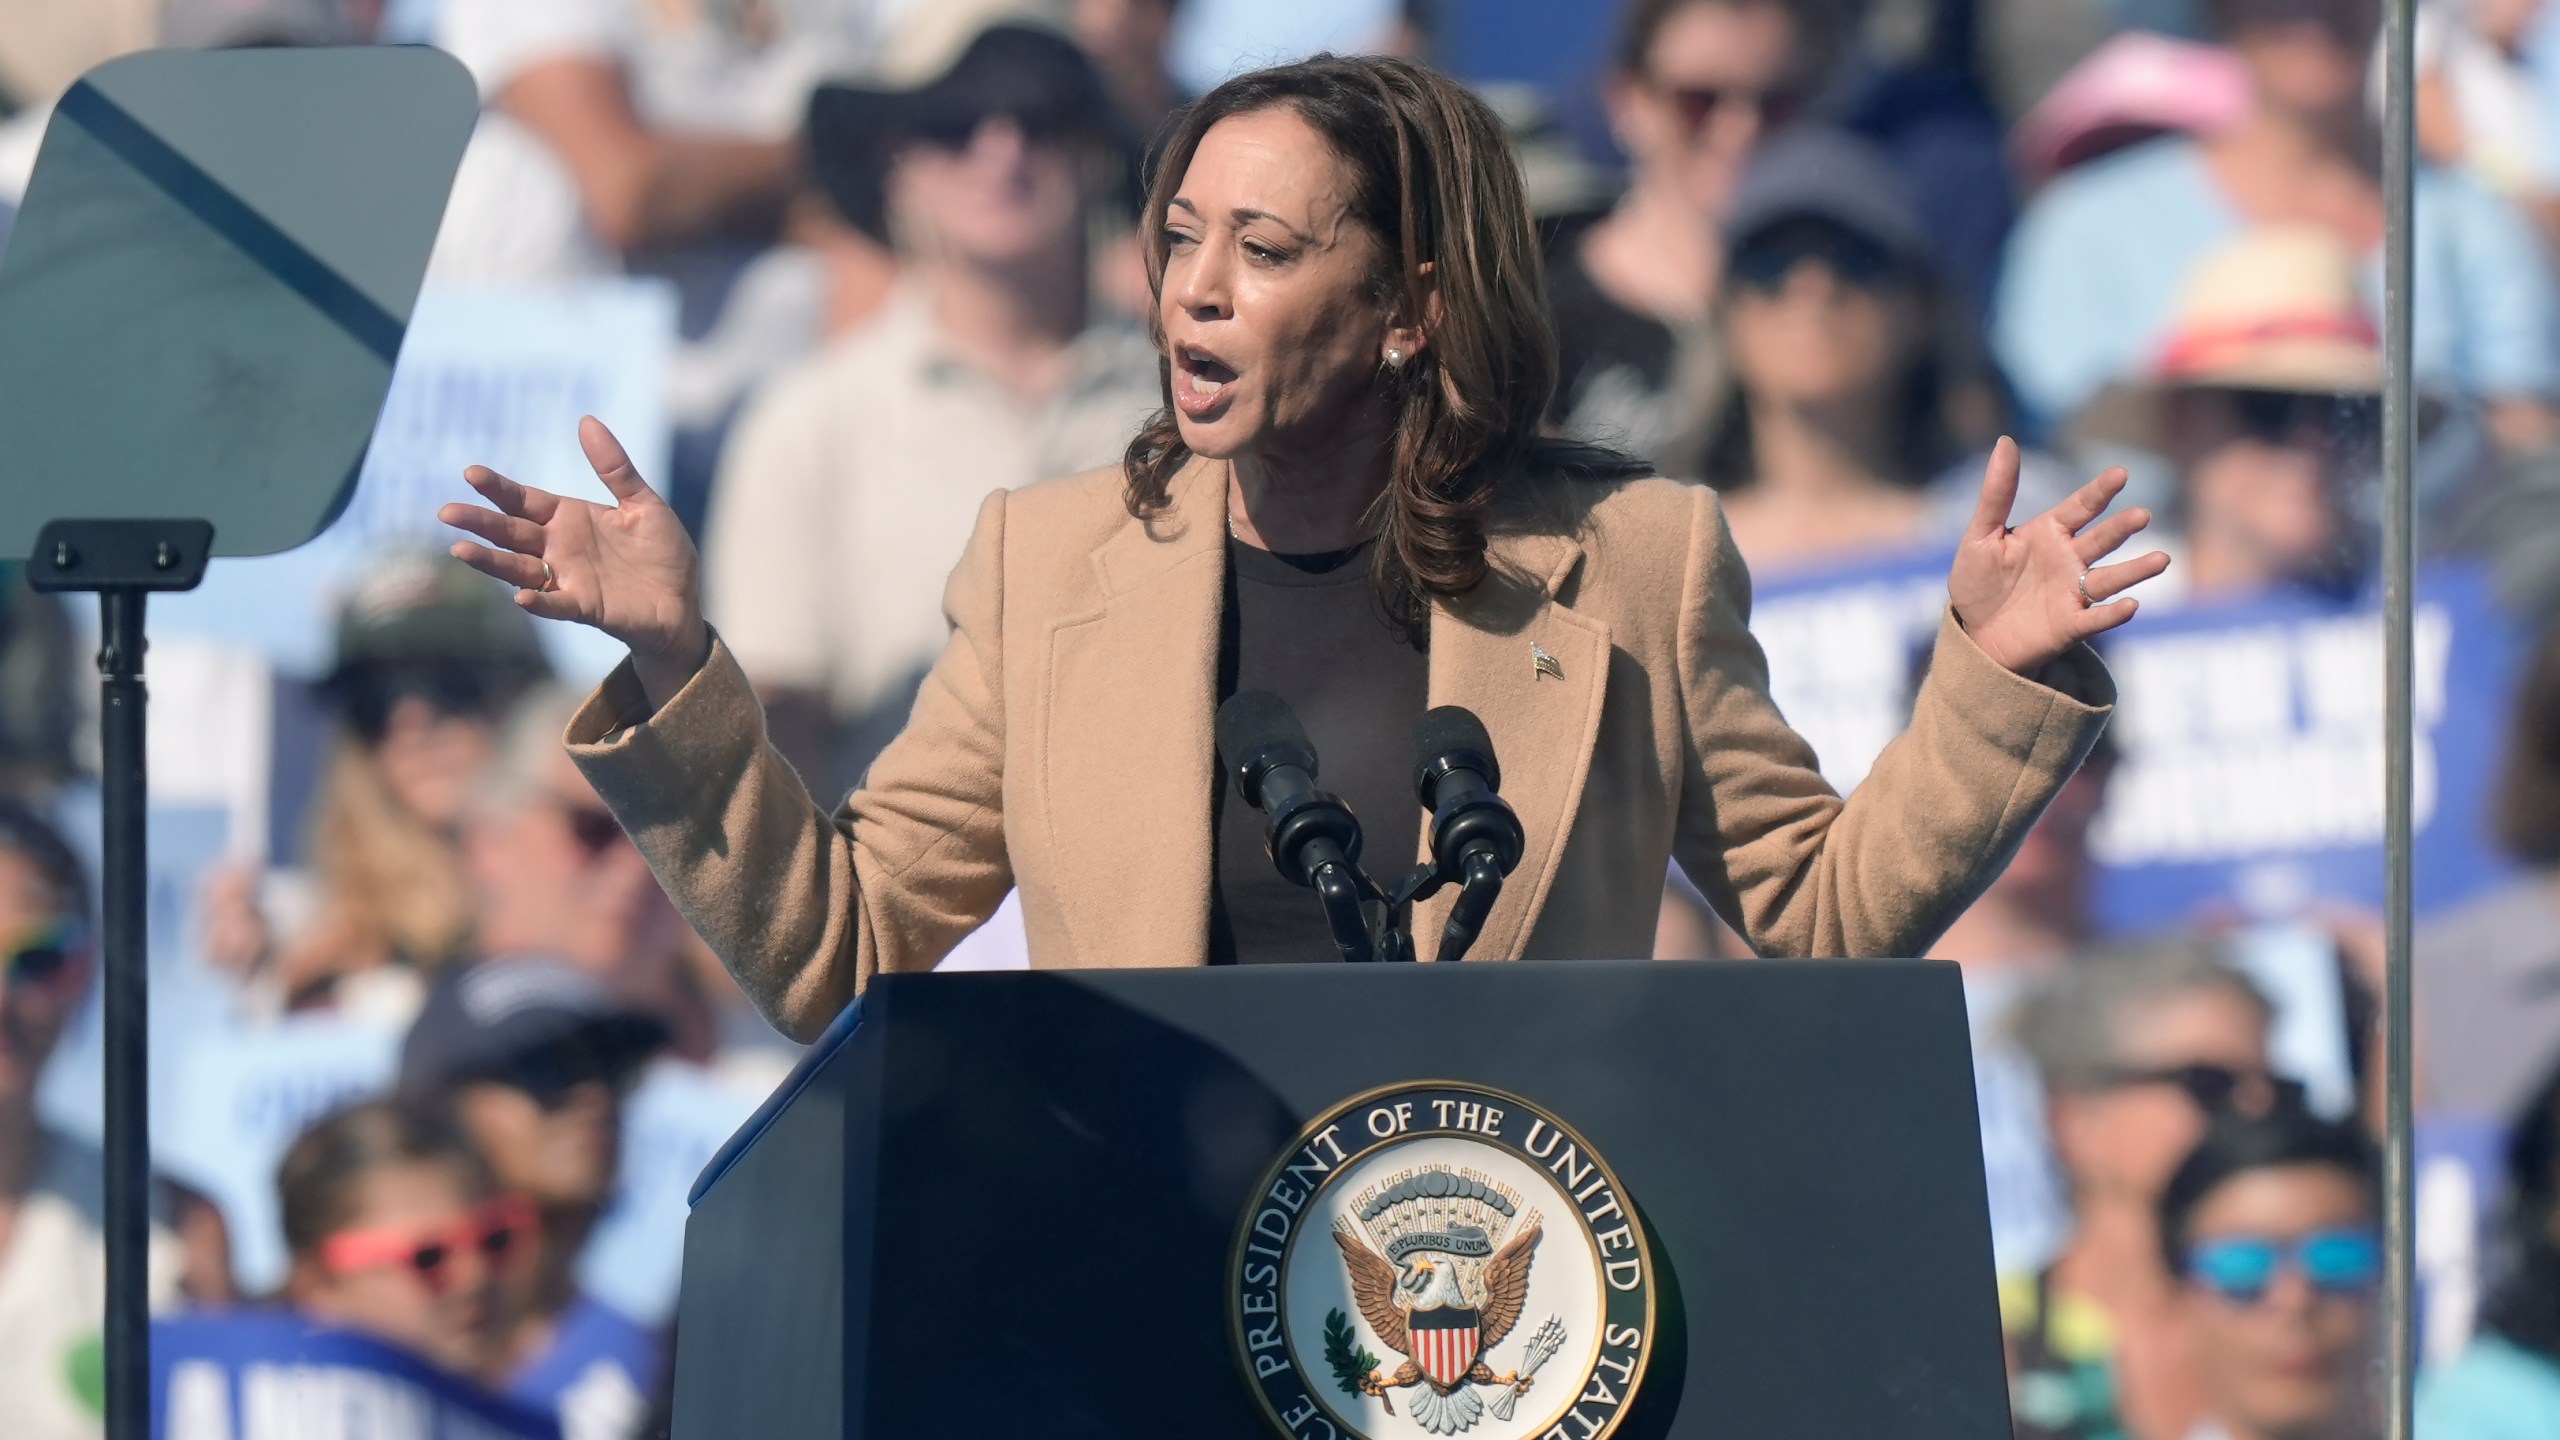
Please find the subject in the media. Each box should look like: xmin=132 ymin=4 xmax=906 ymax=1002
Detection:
xmin=439 ymin=416 xmax=710 ymax=704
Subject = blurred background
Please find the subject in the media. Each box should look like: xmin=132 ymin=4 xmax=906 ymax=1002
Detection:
xmin=0 ymin=0 xmax=2548 ymax=1435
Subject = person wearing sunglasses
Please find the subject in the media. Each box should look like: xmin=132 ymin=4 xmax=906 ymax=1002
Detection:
xmin=143 ymin=1098 xmax=555 ymax=1436
xmin=461 ymin=687 xmax=697 ymax=1031
xmin=703 ymin=5 xmax=1162 ymax=800
xmin=2006 ymin=938 xmax=2283 ymax=1440
xmin=0 ymin=800 xmax=188 ymax=1440
xmin=2078 ymin=227 xmax=2391 ymax=606
xmin=1694 ymin=126 xmax=2016 ymax=573
xmin=2159 ymin=1105 xmax=2382 ymax=1440
xmin=276 ymin=1100 xmax=524 ymax=1378
xmin=204 ymin=549 xmax=553 ymax=1019
xmin=399 ymin=957 xmax=671 ymax=1440
xmin=1546 ymin=0 xmax=1833 ymax=471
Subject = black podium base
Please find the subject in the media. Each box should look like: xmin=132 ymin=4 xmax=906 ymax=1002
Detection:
xmin=673 ymin=959 xmax=2010 ymax=1440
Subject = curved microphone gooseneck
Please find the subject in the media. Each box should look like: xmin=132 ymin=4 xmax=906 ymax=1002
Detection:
xmin=1215 ymin=691 xmax=1378 ymax=963
xmin=1410 ymin=705 xmax=1526 ymax=963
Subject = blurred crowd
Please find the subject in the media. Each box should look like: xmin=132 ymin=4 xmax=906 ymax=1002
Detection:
xmin=2 ymin=0 xmax=2560 ymax=1435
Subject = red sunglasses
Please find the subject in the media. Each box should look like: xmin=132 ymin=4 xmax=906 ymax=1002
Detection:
xmin=318 ymin=1194 xmax=535 ymax=1293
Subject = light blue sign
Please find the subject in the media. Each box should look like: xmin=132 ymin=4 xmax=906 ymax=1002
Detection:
xmin=154 ymin=1015 xmax=402 ymax=1295
xmin=144 ymin=280 xmax=676 ymax=686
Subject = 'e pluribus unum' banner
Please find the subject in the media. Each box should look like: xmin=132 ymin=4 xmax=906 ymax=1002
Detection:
xmin=1746 ymin=549 xmax=2523 ymax=934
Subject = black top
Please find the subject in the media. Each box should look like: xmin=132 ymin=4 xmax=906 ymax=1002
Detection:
xmin=1210 ymin=538 xmax=1427 ymax=964
xmin=1542 ymin=215 xmax=1721 ymax=473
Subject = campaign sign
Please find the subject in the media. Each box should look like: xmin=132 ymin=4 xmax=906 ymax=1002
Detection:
xmin=2085 ymin=565 xmax=2520 ymax=930
xmin=1747 ymin=547 xmax=1951 ymax=793
xmin=153 ymin=1311 xmax=559 ymax=1440
xmin=342 ymin=283 xmax=674 ymax=553
xmin=1746 ymin=550 xmax=2524 ymax=930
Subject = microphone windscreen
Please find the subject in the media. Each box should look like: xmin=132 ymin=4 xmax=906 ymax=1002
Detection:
xmin=1217 ymin=690 xmax=1310 ymax=775
xmin=1412 ymin=705 xmax=1499 ymax=790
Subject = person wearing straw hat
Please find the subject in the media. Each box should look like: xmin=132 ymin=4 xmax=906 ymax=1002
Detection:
xmin=701 ymin=0 xmax=1161 ymax=794
xmin=2077 ymin=226 xmax=2389 ymax=604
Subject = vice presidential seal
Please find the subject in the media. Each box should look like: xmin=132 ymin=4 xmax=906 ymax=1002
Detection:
xmin=1228 ymin=1082 xmax=1654 ymax=1440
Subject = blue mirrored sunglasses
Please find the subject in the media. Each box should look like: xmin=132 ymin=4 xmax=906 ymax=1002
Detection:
xmin=2188 ymin=1227 xmax=2382 ymax=1304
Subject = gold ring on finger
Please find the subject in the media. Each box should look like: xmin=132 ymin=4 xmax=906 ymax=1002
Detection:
xmin=541 ymin=560 xmax=558 ymax=593
xmin=2076 ymin=567 xmax=2093 ymax=608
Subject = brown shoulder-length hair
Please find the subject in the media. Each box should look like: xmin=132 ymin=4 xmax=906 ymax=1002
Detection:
xmin=1122 ymin=54 xmax=1625 ymax=638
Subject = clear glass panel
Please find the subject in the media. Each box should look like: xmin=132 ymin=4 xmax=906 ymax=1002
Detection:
xmin=2397 ymin=0 xmax=2560 ymax=1430
xmin=1547 ymin=0 xmax=2400 ymax=1437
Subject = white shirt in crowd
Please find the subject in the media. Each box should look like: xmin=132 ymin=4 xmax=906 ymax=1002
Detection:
xmin=426 ymin=0 xmax=894 ymax=287
xmin=2426 ymin=3 xmax=2552 ymax=193
xmin=0 ymin=1133 xmax=181 ymax=1440
xmin=2372 ymin=4 xmax=2557 ymax=199
xmin=702 ymin=280 xmax=1162 ymax=723
xmin=437 ymin=0 xmax=888 ymax=139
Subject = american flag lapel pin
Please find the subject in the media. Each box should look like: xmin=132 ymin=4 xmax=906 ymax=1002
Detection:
xmin=1531 ymin=642 xmax=1562 ymax=681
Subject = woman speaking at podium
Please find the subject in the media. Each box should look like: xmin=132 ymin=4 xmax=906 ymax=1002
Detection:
xmin=440 ymin=52 xmax=2165 ymax=1042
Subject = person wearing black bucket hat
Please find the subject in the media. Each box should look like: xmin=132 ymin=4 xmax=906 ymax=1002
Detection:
xmin=802 ymin=2 xmax=1127 ymax=246
xmin=401 ymin=957 xmax=669 ymax=1440
xmin=702 ymin=0 xmax=1162 ymax=794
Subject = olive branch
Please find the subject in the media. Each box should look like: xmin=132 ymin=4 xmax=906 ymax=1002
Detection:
xmin=1323 ymin=1308 xmax=1383 ymax=1401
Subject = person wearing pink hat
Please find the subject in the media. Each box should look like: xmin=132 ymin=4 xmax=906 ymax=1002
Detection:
xmin=2011 ymin=32 xmax=2254 ymax=190
xmin=1995 ymin=0 xmax=2559 ymax=454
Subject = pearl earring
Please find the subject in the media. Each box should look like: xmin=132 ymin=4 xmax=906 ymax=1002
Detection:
xmin=1385 ymin=347 xmax=1407 ymax=369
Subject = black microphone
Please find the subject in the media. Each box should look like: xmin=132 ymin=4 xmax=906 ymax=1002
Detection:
xmin=1216 ymin=691 xmax=1376 ymax=962
xmin=1411 ymin=706 xmax=1525 ymax=963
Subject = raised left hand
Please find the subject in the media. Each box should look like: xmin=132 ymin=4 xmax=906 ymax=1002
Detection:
xmin=1949 ymin=438 xmax=2171 ymax=675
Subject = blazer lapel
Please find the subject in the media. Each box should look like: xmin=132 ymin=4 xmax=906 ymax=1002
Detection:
xmin=1420 ymin=529 xmax=1612 ymax=963
xmin=1040 ymin=457 xmax=1227 ymax=969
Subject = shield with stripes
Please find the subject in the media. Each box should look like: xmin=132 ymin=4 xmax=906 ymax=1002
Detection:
xmin=1408 ymin=1305 xmax=1481 ymax=1389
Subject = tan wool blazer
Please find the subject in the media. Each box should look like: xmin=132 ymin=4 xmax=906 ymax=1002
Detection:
xmin=568 ymin=457 xmax=2115 ymax=1041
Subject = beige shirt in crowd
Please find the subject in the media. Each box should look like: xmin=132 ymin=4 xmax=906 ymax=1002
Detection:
xmin=702 ymin=281 xmax=1162 ymax=721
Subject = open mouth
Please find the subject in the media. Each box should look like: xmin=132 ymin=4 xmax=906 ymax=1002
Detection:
xmin=1174 ymin=343 xmax=1238 ymax=416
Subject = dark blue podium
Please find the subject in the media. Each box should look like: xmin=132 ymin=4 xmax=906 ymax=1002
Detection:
xmin=669 ymin=960 xmax=2014 ymax=1439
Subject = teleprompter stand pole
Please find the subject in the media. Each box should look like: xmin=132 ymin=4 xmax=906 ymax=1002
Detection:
xmin=28 ymin=518 xmax=212 ymax=1440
